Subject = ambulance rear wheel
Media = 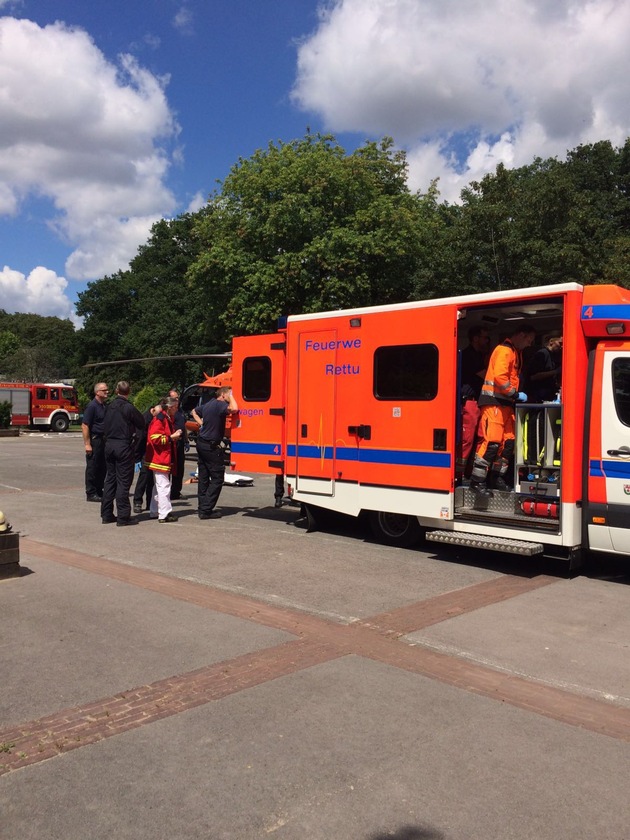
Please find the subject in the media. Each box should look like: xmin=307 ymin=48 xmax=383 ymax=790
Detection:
xmin=50 ymin=414 xmax=69 ymax=433
xmin=369 ymin=511 xmax=422 ymax=548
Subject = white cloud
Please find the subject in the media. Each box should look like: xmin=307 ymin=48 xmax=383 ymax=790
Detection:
xmin=0 ymin=16 xmax=179 ymax=281
xmin=0 ymin=266 xmax=81 ymax=326
xmin=173 ymin=6 xmax=194 ymax=35
xmin=293 ymin=0 xmax=630 ymax=201
xmin=186 ymin=191 xmax=206 ymax=214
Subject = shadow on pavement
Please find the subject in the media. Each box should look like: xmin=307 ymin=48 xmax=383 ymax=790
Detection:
xmin=367 ymin=825 xmax=446 ymax=840
xmin=584 ymin=554 xmax=630 ymax=585
xmin=227 ymin=497 xmax=630 ymax=586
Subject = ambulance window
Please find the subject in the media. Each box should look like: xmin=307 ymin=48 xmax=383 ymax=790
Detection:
xmin=374 ymin=344 xmax=439 ymax=400
xmin=242 ymin=356 xmax=271 ymax=401
xmin=612 ymin=358 xmax=630 ymax=426
xmin=50 ymin=388 xmax=59 ymax=400
xmin=36 ymin=388 xmax=47 ymax=399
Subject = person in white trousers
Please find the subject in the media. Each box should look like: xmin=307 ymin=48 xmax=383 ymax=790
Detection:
xmin=144 ymin=398 xmax=183 ymax=523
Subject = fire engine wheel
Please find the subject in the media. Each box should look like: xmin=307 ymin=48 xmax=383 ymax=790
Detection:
xmin=50 ymin=414 xmax=69 ymax=433
xmin=369 ymin=510 xmax=422 ymax=548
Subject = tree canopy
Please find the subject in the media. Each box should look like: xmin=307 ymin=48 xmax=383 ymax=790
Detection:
xmin=0 ymin=310 xmax=78 ymax=381
xmin=65 ymin=134 xmax=630 ymax=390
xmin=75 ymin=212 xmax=211 ymax=391
xmin=187 ymin=134 xmax=430 ymax=343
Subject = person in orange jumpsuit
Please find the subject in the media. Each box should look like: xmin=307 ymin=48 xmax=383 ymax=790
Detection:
xmin=470 ymin=323 xmax=536 ymax=495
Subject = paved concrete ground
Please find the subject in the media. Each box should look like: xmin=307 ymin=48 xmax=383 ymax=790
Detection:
xmin=0 ymin=433 xmax=629 ymax=840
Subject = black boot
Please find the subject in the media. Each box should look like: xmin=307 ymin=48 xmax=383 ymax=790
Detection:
xmin=489 ymin=474 xmax=510 ymax=492
xmin=469 ymin=479 xmax=493 ymax=497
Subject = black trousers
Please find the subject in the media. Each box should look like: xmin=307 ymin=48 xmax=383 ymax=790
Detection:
xmin=170 ymin=438 xmax=185 ymax=499
xmin=133 ymin=463 xmax=154 ymax=509
xmin=101 ymin=440 xmax=135 ymax=522
xmin=85 ymin=435 xmax=106 ymax=498
xmin=196 ymin=440 xmax=225 ymax=515
xmin=274 ymin=473 xmax=284 ymax=501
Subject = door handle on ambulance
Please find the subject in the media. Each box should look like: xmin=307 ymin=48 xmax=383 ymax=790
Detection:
xmin=607 ymin=446 xmax=630 ymax=457
xmin=348 ymin=424 xmax=371 ymax=440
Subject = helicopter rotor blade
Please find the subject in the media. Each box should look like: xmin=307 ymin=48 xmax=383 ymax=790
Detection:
xmin=83 ymin=353 xmax=231 ymax=368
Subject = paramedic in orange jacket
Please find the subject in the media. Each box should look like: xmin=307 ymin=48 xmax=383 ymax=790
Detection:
xmin=470 ymin=323 xmax=536 ymax=495
xmin=144 ymin=397 xmax=183 ymax=523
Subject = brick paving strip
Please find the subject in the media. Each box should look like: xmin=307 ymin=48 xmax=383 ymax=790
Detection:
xmin=1 ymin=540 xmax=629 ymax=776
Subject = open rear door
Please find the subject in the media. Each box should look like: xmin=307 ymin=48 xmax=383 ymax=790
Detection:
xmin=586 ymin=340 xmax=630 ymax=554
xmin=231 ymin=334 xmax=286 ymax=476
xmin=355 ymin=304 xmax=457 ymax=498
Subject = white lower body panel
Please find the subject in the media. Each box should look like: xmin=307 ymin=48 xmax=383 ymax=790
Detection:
xmin=288 ymin=476 xmax=583 ymax=549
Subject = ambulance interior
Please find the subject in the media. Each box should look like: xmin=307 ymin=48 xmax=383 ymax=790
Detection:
xmin=454 ymin=297 xmax=564 ymax=528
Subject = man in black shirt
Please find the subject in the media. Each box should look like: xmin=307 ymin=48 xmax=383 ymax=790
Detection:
xmin=81 ymin=381 xmax=109 ymax=501
xmin=192 ymin=386 xmax=238 ymax=519
xmin=101 ymin=381 xmax=145 ymax=526
xmin=523 ymin=335 xmax=563 ymax=465
xmin=526 ymin=335 xmax=563 ymax=402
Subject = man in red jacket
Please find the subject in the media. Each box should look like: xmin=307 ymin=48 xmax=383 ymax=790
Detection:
xmin=144 ymin=398 xmax=183 ymax=523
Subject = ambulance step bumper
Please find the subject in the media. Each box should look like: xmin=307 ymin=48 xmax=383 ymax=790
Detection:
xmin=426 ymin=530 xmax=544 ymax=556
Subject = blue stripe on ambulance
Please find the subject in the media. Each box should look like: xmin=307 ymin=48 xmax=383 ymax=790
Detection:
xmin=582 ymin=304 xmax=630 ymax=320
xmin=589 ymin=459 xmax=630 ymax=478
xmin=231 ymin=442 xmax=282 ymax=456
xmin=287 ymin=445 xmax=451 ymax=468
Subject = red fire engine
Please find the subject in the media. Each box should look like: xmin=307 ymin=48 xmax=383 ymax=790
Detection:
xmin=0 ymin=382 xmax=79 ymax=432
xmin=230 ymin=282 xmax=630 ymax=567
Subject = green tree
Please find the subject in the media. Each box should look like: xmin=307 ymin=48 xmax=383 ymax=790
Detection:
xmin=188 ymin=134 xmax=430 ymax=339
xmin=73 ymin=132 xmax=630 ymax=386
xmin=0 ymin=400 xmax=11 ymax=428
xmin=0 ymin=329 xmax=19 ymax=357
xmin=448 ymin=140 xmax=630 ymax=294
xmin=75 ymin=213 xmax=211 ymax=391
xmin=0 ymin=311 xmax=78 ymax=380
xmin=0 ymin=330 xmax=20 ymax=374
xmin=133 ymin=383 xmax=170 ymax=413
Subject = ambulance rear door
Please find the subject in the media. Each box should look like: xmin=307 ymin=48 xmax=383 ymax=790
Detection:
xmin=231 ymin=334 xmax=286 ymax=476
xmin=586 ymin=340 xmax=630 ymax=554
xmin=354 ymin=303 xmax=458 ymax=515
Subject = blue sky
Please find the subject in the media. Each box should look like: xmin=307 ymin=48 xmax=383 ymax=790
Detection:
xmin=1 ymin=0 xmax=629 ymax=325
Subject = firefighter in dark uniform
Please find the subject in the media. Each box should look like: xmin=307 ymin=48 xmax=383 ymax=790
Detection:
xmin=82 ymin=381 xmax=109 ymax=502
xmin=192 ymin=386 xmax=238 ymax=519
xmin=101 ymin=381 xmax=145 ymax=526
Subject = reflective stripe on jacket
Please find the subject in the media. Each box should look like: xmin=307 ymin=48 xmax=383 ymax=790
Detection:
xmin=478 ymin=339 xmax=521 ymax=407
